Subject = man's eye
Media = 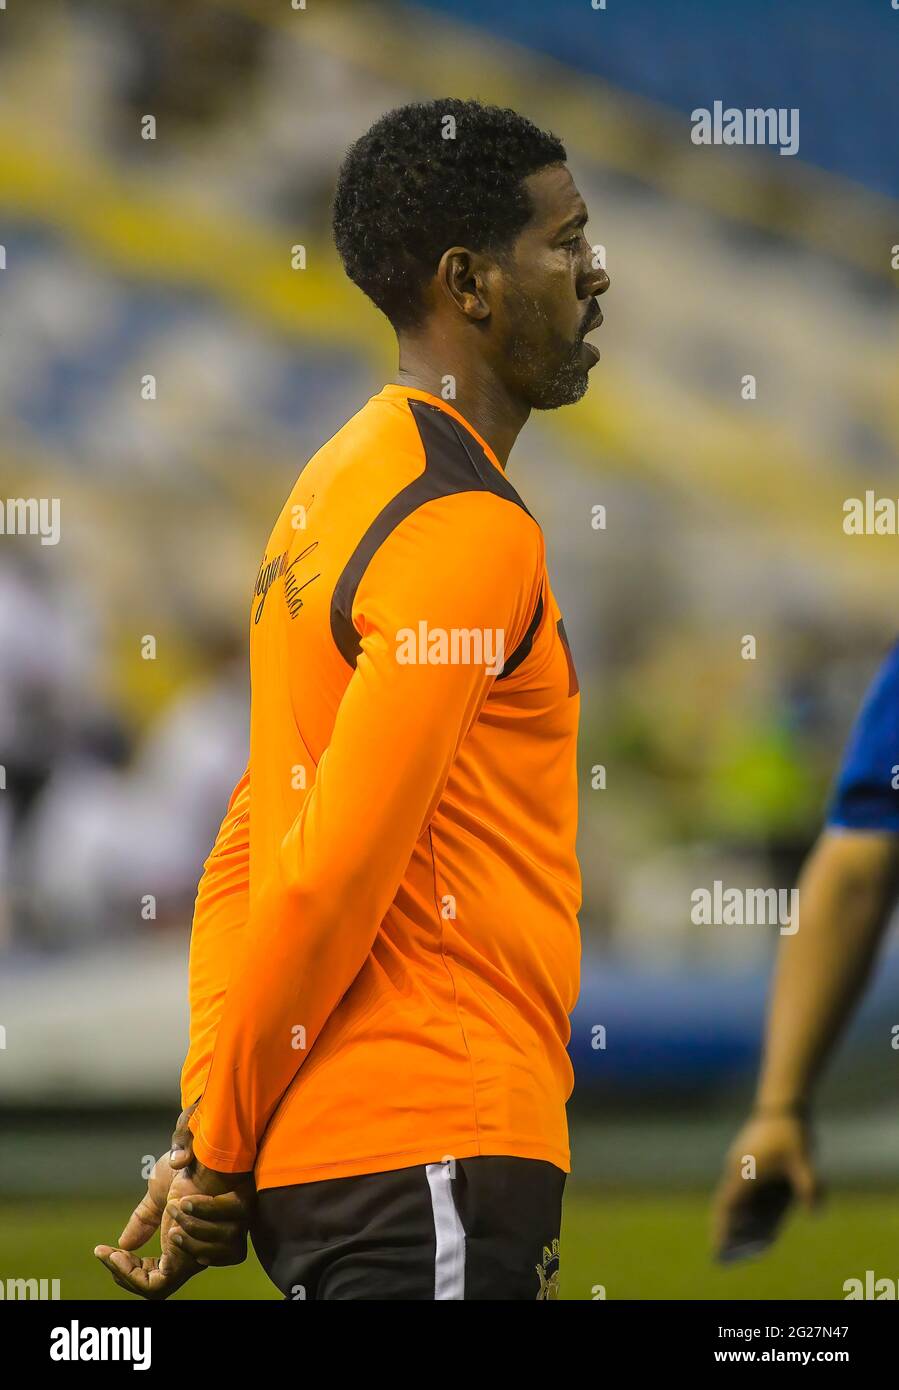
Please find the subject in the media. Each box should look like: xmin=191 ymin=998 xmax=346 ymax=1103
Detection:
xmin=563 ymin=234 xmax=582 ymax=250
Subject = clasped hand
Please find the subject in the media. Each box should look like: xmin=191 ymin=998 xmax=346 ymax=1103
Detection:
xmin=94 ymin=1104 xmax=255 ymax=1300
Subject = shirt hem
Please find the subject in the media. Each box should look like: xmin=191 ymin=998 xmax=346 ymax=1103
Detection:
xmin=254 ymin=1136 xmax=571 ymax=1189
xmin=189 ymin=1113 xmax=255 ymax=1173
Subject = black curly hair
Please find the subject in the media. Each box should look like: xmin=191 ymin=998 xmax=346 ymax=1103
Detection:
xmin=332 ymin=99 xmax=566 ymax=330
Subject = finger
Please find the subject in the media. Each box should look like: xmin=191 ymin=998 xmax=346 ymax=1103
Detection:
xmin=95 ymin=1244 xmax=139 ymax=1272
xmin=176 ymin=1191 xmax=251 ymax=1221
xmin=122 ymin=1260 xmax=177 ymax=1299
xmin=97 ymin=1245 xmax=196 ymax=1300
xmin=157 ymin=1236 xmax=203 ymax=1281
xmin=168 ymin=1226 xmax=246 ymax=1267
xmin=95 ymin=1247 xmax=157 ymax=1297
xmin=118 ymin=1191 xmax=164 ymax=1250
xmin=168 ymin=1205 xmax=240 ymax=1245
xmin=94 ymin=1246 xmax=145 ymax=1295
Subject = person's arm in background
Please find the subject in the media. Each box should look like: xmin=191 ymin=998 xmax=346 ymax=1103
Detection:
xmin=188 ymin=495 xmax=544 ymax=1176
xmin=713 ymin=642 xmax=899 ymax=1259
xmin=95 ymin=767 xmax=256 ymax=1297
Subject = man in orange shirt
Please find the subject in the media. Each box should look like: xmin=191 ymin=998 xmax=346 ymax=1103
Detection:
xmin=96 ymin=97 xmax=608 ymax=1301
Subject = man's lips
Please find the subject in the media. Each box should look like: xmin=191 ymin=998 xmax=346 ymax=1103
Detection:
xmin=580 ymin=307 xmax=604 ymax=339
xmin=579 ymin=308 xmax=603 ymax=363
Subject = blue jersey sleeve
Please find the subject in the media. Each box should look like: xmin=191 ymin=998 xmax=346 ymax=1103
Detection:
xmin=826 ymin=642 xmax=899 ymax=833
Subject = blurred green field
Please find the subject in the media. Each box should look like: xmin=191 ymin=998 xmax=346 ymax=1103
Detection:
xmin=3 ymin=1189 xmax=896 ymax=1300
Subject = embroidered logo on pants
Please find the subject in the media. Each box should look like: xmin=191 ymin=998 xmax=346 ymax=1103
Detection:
xmin=536 ymin=1238 xmax=561 ymax=1300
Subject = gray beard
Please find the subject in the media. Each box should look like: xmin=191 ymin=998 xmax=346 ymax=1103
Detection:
xmin=508 ymin=325 xmax=591 ymax=410
xmin=529 ymin=344 xmax=591 ymax=410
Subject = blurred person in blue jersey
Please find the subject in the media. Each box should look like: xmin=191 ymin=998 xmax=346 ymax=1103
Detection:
xmin=713 ymin=641 xmax=899 ymax=1260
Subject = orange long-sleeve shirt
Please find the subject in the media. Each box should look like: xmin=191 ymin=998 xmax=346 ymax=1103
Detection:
xmin=183 ymin=384 xmax=581 ymax=1188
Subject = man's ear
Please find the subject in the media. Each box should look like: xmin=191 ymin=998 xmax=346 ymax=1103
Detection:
xmin=437 ymin=246 xmax=491 ymax=322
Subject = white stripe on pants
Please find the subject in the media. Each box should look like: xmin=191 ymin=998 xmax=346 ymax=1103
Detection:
xmin=425 ymin=1162 xmax=466 ymax=1300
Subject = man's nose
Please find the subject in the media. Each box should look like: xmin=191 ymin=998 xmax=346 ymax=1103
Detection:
xmin=582 ymin=264 xmax=610 ymax=297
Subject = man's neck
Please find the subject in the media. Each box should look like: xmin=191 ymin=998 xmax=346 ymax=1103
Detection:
xmin=392 ymin=346 xmax=529 ymax=469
